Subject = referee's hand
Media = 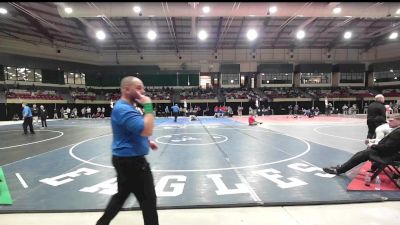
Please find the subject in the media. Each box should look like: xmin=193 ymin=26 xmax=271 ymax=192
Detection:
xmin=149 ymin=140 xmax=158 ymax=151
xmin=135 ymin=90 xmax=152 ymax=104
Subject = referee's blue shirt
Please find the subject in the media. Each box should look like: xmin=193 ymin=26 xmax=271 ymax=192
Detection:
xmin=171 ymin=105 xmax=179 ymax=113
xmin=22 ymin=106 xmax=32 ymax=118
xmin=111 ymin=99 xmax=149 ymax=157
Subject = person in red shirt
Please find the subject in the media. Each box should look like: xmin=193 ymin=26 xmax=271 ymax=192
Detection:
xmin=249 ymin=114 xmax=262 ymax=126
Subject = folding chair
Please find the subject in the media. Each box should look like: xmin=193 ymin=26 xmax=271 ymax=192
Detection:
xmin=369 ymin=151 xmax=400 ymax=189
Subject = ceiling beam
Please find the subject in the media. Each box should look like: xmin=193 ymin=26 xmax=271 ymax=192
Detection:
xmin=123 ymin=17 xmax=141 ymax=53
xmin=101 ymin=18 xmax=120 ymax=50
xmin=0 ymin=30 xmax=39 ymax=46
xmin=253 ymin=17 xmax=271 ymax=50
xmin=308 ymin=18 xmax=336 ymax=48
xmin=171 ymin=17 xmax=180 ymax=53
xmin=327 ymin=18 xmax=361 ymax=50
xmin=364 ymin=33 xmax=397 ymax=51
xmin=71 ymin=18 xmax=101 ymax=53
xmin=12 ymin=3 xmax=54 ymax=44
xmin=214 ymin=17 xmax=223 ymax=53
xmin=233 ymin=17 xmax=246 ymax=49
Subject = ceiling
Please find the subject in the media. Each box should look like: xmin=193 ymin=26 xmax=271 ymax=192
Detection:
xmin=0 ymin=2 xmax=399 ymax=54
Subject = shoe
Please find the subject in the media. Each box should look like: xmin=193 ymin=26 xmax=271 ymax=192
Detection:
xmin=323 ymin=167 xmax=338 ymax=175
xmin=30 ymin=132 xmax=35 ymax=134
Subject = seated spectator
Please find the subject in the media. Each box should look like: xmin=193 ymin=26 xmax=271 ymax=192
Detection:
xmin=323 ymin=114 xmax=400 ymax=175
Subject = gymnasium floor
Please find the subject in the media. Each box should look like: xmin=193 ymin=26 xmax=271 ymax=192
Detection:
xmin=0 ymin=115 xmax=399 ymax=224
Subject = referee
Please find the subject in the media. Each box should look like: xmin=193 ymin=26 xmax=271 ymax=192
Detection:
xmin=22 ymin=103 xmax=35 ymax=135
xmin=366 ymin=94 xmax=386 ymax=140
xmin=96 ymin=76 xmax=159 ymax=225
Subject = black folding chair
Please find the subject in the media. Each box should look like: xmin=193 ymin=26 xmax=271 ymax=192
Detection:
xmin=369 ymin=152 xmax=400 ymax=189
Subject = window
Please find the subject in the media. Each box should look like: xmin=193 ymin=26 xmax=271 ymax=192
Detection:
xmin=34 ymin=69 xmax=42 ymax=82
xmin=17 ymin=67 xmax=26 ymax=81
xmin=26 ymin=68 xmax=35 ymax=82
xmin=4 ymin=66 xmax=42 ymax=82
xmin=81 ymin=73 xmax=85 ymax=85
xmin=340 ymin=72 xmax=364 ymax=83
xmin=4 ymin=66 xmax=17 ymax=81
xmin=221 ymin=73 xmax=239 ymax=85
xmin=300 ymin=72 xmax=331 ymax=84
xmin=374 ymin=70 xmax=399 ymax=83
xmin=64 ymin=72 xmax=86 ymax=85
xmin=68 ymin=72 xmax=74 ymax=84
xmin=260 ymin=72 xmax=292 ymax=84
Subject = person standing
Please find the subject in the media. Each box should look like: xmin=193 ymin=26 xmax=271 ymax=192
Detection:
xmin=164 ymin=105 xmax=170 ymax=118
xmin=101 ymin=106 xmax=106 ymax=118
xmin=32 ymin=104 xmax=39 ymax=126
xmin=363 ymin=102 xmax=368 ymax=114
xmin=39 ymin=105 xmax=48 ymax=128
xmin=22 ymin=103 xmax=35 ymax=134
xmin=171 ymin=104 xmax=180 ymax=122
xmin=183 ymin=99 xmax=187 ymax=117
xmin=96 ymin=76 xmax=159 ymax=225
xmin=237 ymin=105 xmax=243 ymax=117
xmin=366 ymin=94 xmax=386 ymax=140
xmin=81 ymin=107 xmax=86 ymax=118
xmin=53 ymin=107 xmax=59 ymax=119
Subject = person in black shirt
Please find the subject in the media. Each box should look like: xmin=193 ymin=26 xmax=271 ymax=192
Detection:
xmin=366 ymin=94 xmax=386 ymax=140
xmin=39 ymin=105 xmax=48 ymax=128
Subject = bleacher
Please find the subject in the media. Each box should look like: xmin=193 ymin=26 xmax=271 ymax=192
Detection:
xmin=180 ymin=88 xmax=217 ymax=100
xmin=71 ymin=91 xmax=96 ymax=101
xmin=6 ymin=89 xmax=63 ymax=100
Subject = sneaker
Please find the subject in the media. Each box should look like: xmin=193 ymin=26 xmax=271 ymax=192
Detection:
xmin=323 ymin=167 xmax=338 ymax=175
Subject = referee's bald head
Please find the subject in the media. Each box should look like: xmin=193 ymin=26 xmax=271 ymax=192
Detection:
xmin=375 ymin=94 xmax=384 ymax=103
xmin=120 ymin=76 xmax=142 ymax=89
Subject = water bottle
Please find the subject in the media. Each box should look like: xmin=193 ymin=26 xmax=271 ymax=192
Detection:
xmin=364 ymin=172 xmax=371 ymax=186
xmin=375 ymin=175 xmax=381 ymax=190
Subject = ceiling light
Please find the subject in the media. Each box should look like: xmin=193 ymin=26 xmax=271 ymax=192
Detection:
xmin=147 ymin=30 xmax=157 ymax=40
xmin=0 ymin=8 xmax=7 ymax=14
xmin=344 ymin=31 xmax=352 ymax=39
xmin=296 ymin=30 xmax=305 ymax=39
xmin=198 ymin=30 xmax=208 ymax=41
xmin=64 ymin=7 xmax=73 ymax=14
xmin=389 ymin=32 xmax=398 ymax=40
xmin=246 ymin=29 xmax=258 ymax=41
xmin=333 ymin=7 xmax=342 ymax=14
xmin=390 ymin=69 xmax=394 ymax=72
xmin=202 ymin=6 xmax=210 ymax=13
xmin=395 ymin=77 xmax=398 ymax=80
xmin=269 ymin=6 xmax=277 ymax=14
xmin=96 ymin=30 xmax=106 ymax=40
xmin=396 ymin=8 xmax=400 ymax=14
xmin=133 ymin=6 xmax=141 ymax=13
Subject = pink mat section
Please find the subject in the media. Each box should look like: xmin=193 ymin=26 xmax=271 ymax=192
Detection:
xmin=347 ymin=161 xmax=400 ymax=191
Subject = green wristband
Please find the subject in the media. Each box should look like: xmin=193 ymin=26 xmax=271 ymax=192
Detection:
xmin=143 ymin=103 xmax=153 ymax=114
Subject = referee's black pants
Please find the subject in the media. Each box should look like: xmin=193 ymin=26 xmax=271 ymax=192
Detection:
xmin=96 ymin=156 xmax=158 ymax=225
xmin=22 ymin=117 xmax=34 ymax=134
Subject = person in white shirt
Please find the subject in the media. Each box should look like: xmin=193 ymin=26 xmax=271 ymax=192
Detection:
xmin=101 ymin=107 xmax=106 ymax=118
xmin=81 ymin=107 xmax=86 ymax=118
xmin=87 ymin=106 xmax=91 ymax=118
